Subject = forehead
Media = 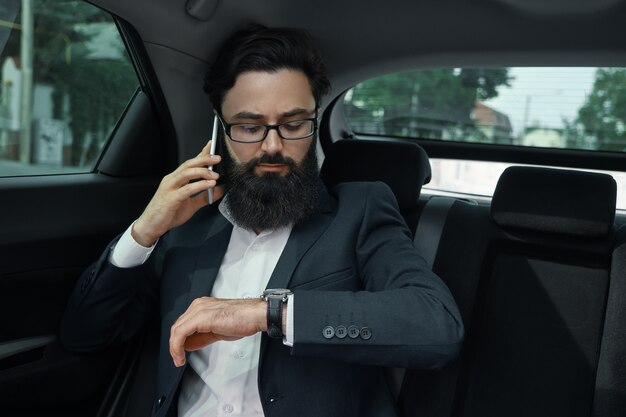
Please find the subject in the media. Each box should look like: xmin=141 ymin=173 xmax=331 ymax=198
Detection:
xmin=221 ymin=69 xmax=316 ymax=118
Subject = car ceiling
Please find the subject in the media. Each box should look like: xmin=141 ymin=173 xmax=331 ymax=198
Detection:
xmin=88 ymin=0 xmax=626 ymax=158
xmin=92 ymin=0 xmax=626 ymax=80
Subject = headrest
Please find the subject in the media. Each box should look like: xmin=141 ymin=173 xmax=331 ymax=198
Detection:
xmin=320 ymin=139 xmax=431 ymax=211
xmin=491 ymin=166 xmax=617 ymax=237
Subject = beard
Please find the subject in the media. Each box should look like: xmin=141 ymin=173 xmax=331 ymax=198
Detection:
xmin=224 ymin=143 xmax=324 ymax=231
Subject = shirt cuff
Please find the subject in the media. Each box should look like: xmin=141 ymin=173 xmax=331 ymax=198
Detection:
xmin=283 ymin=294 xmax=294 ymax=347
xmin=109 ymin=222 xmax=157 ymax=268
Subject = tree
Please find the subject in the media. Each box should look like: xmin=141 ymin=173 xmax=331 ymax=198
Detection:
xmin=345 ymin=68 xmax=511 ymax=140
xmin=576 ymin=68 xmax=626 ymax=152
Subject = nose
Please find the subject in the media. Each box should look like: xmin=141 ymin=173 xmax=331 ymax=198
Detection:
xmin=261 ymin=128 xmax=283 ymax=155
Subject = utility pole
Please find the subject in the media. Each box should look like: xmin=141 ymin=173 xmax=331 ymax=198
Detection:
xmin=521 ymin=95 xmax=531 ymax=141
xmin=19 ymin=0 xmax=33 ymax=164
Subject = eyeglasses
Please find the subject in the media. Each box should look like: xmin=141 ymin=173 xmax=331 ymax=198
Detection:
xmin=218 ymin=113 xmax=318 ymax=143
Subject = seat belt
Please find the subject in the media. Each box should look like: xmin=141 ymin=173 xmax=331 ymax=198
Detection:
xmin=387 ymin=196 xmax=456 ymax=402
xmin=413 ymin=196 xmax=456 ymax=268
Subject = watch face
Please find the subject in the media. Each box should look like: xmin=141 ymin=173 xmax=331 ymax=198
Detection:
xmin=262 ymin=288 xmax=292 ymax=297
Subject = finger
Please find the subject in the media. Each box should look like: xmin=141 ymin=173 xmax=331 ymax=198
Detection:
xmin=170 ymin=319 xmax=200 ymax=367
xmin=184 ymin=332 xmax=222 ymax=351
xmin=169 ymin=306 xmax=226 ymax=366
xmin=169 ymin=298 xmax=215 ymax=365
xmin=179 ymin=153 xmax=221 ymax=172
xmin=167 ymin=181 xmax=214 ymax=205
xmin=161 ymin=171 xmax=216 ymax=195
xmin=172 ymin=167 xmax=219 ymax=185
xmin=185 ymin=333 xmax=242 ymax=351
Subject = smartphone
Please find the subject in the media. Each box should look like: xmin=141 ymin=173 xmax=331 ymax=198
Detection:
xmin=207 ymin=115 xmax=218 ymax=204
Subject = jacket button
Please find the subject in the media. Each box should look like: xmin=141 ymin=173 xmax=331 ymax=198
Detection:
xmin=155 ymin=396 xmax=166 ymax=409
xmin=335 ymin=325 xmax=347 ymax=339
xmin=360 ymin=327 xmax=372 ymax=340
xmin=322 ymin=326 xmax=335 ymax=339
xmin=347 ymin=325 xmax=360 ymax=339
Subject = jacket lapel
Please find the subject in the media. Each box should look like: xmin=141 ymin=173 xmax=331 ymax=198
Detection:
xmin=186 ymin=214 xmax=234 ymax=304
xmin=157 ymin=210 xmax=233 ymax=416
xmin=162 ymin=212 xmax=234 ymax=333
xmin=260 ymin=188 xmax=336 ymax=359
xmin=265 ymin=201 xmax=335 ymax=290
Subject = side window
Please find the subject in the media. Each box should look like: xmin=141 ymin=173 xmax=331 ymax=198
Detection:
xmin=0 ymin=0 xmax=138 ymax=176
xmin=344 ymin=68 xmax=626 ymax=209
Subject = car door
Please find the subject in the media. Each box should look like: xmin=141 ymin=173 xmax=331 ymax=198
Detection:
xmin=0 ymin=1 xmax=174 ymax=415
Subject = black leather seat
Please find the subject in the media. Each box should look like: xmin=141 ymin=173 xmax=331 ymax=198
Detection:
xmin=320 ymin=139 xmax=431 ymax=232
xmin=402 ymin=166 xmax=619 ymax=417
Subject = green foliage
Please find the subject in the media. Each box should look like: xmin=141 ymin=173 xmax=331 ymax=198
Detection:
xmin=346 ymin=68 xmax=511 ymax=140
xmin=576 ymin=68 xmax=626 ymax=152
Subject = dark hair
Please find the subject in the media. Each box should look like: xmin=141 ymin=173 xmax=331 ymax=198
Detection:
xmin=204 ymin=25 xmax=330 ymax=113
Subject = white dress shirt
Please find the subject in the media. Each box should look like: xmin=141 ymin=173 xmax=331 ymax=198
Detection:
xmin=109 ymin=199 xmax=295 ymax=417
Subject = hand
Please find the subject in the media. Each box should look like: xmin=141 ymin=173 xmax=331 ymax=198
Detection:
xmin=132 ymin=141 xmax=225 ymax=246
xmin=169 ymin=297 xmax=267 ymax=367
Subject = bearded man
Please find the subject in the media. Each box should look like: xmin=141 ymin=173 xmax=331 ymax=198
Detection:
xmin=60 ymin=25 xmax=463 ymax=417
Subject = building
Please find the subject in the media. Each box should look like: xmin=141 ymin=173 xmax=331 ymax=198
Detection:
xmin=471 ymin=102 xmax=514 ymax=144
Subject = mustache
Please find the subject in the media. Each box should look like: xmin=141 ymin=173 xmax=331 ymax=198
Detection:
xmin=242 ymin=154 xmax=298 ymax=171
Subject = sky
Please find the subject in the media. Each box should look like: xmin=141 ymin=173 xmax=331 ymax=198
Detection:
xmin=483 ymin=67 xmax=598 ymax=136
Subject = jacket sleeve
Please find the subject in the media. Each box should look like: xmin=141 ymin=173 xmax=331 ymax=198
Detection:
xmin=59 ymin=235 xmax=162 ymax=353
xmin=290 ymin=183 xmax=464 ymax=369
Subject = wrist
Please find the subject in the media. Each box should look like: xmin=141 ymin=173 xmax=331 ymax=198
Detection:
xmin=256 ymin=299 xmax=268 ymax=332
xmin=131 ymin=219 xmax=158 ymax=247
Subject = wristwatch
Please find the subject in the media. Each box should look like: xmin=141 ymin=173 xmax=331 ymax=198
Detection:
xmin=260 ymin=289 xmax=293 ymax=338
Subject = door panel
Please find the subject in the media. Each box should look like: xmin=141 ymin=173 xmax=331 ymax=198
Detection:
xmin=0 ymin=173 xmax=159 ymax=416
xmin=0 ymin=89 xmax=167 ymax=415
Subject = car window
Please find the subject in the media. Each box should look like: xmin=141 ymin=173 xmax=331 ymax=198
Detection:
xmin=344 ymin=68 xmax=626 ymax=209
xmin=426 ymin=159 xmax=626 ymax=210
xmin=0 ymin=0 xmax=138 ymax=177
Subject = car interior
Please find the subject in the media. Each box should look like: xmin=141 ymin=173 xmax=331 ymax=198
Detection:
xmin=1 ymin=0 xmax=625 ymax=416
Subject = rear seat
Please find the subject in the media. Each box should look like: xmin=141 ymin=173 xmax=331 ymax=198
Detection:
xmin=317 ymin=139 xmax=624 ymax=416
xmin=592 ymin=224 xmax=626 ymax=417
xmin=320 ymin=139 xmax=431 ymax=232
xmin=401 ymin=166 xmax=620 ymax=417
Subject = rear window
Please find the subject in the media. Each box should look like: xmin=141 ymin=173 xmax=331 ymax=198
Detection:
xmin=345 ymin=67 xmax=626 ymax=152
xmin=344 ymin=68 xmax=626 ymax=209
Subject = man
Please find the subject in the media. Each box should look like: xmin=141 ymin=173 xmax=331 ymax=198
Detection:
xmin=60 ymin=25 xmax=463 ymax=417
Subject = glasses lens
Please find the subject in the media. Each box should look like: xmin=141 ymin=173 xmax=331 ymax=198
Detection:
xmin=279 ymin=120 xmax=315 ymax=139
xmin=230 ymin=124 xmax=266 ymax=142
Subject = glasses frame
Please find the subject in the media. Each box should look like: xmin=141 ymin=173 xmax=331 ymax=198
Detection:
xmin=217 ymin=111 xmax=318 ymax=144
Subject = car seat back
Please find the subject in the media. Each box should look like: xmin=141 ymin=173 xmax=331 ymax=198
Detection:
xmin=320 ymin=139 xmax=432 ymax=232
xmin=402 ymin=166 xmax=618 ymax=417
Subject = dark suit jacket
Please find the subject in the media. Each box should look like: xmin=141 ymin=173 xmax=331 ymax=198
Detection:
xmin=60 ymin=182 xmax=463 ymax=417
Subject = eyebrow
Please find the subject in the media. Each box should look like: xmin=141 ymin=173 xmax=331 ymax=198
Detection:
xmin=231 ymin=108 xmax=313 ymax=121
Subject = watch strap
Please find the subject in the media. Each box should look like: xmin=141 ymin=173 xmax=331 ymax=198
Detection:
xmin=266 ymin=296 xmax=284 ymax=338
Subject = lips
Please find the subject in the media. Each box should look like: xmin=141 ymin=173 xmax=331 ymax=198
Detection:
xmin=256 ymin=163 xmax=288 ymax=173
